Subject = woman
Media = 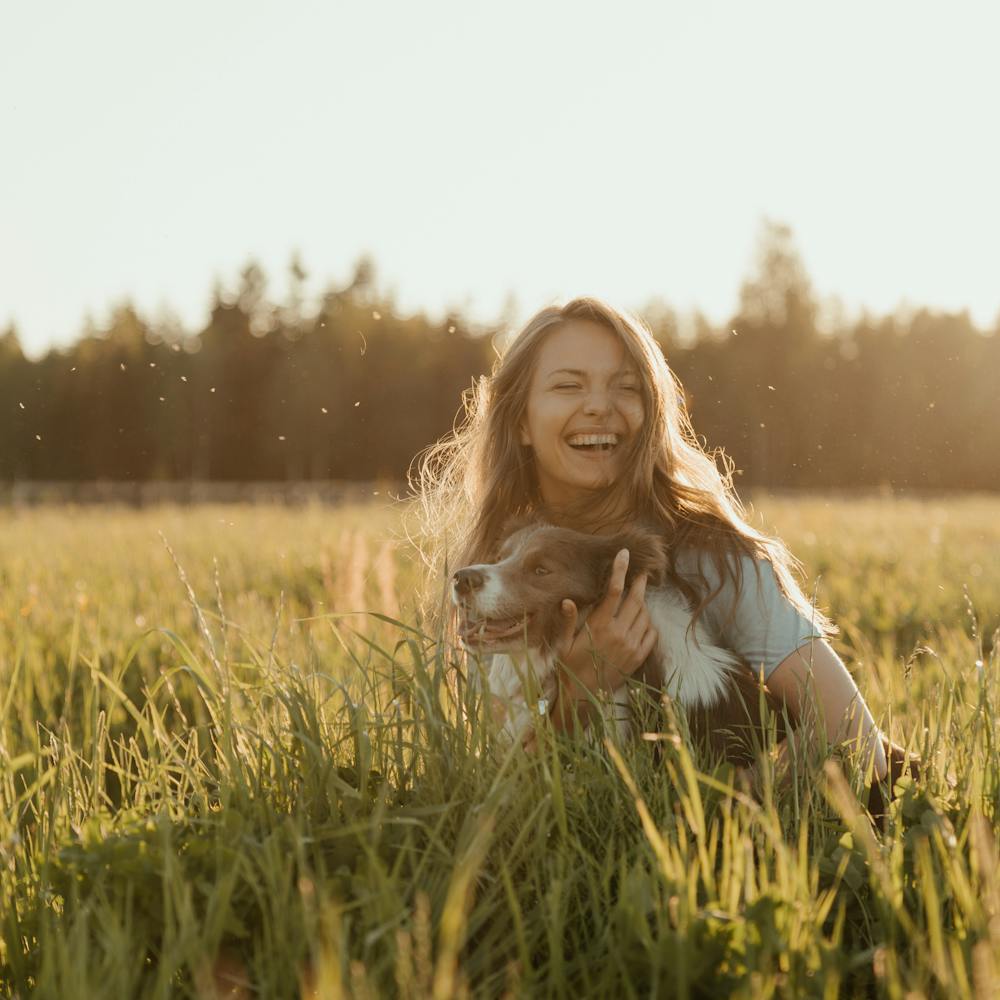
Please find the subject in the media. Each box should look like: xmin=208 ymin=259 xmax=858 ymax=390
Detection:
xmin=415 ymin=296 xmax=890 ymax=783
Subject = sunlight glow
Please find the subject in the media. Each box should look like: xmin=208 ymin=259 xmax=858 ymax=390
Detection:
xmin=2 ymin=0 xmax=998 ymax=356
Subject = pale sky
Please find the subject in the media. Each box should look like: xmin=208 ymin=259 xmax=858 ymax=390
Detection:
xmin=3 ymin=1 xmax=998 ymax=357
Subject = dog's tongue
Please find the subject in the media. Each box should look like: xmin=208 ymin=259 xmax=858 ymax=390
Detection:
xmin=460 ymin=617 xmax=524 ymax=640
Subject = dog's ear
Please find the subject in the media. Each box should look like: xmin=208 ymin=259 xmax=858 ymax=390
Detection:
xmin=609 ymin=528 xmax=668 ymax=588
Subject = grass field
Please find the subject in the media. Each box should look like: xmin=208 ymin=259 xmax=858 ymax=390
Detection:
xmin=1 ymin=495 xmax=998 ymax=998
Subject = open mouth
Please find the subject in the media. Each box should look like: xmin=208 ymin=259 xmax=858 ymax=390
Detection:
xmin=566 ymin=432 xmax=620 ymax=454
xmin=458 ymin=613 xmax=533 ymax=645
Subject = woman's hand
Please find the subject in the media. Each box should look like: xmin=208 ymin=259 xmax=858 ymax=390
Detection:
xmin=545 ymin=549 xmax=658 ymax=731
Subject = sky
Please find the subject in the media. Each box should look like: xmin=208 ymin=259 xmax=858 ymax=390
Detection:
xmin=2 ymin=1 xmax=999 ymax=357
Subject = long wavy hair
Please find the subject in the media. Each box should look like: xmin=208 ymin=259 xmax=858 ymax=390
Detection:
xmin=410 ymin=296 xmax=832 ymax=636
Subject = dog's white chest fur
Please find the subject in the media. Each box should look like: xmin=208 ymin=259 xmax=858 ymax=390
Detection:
xmin=486 ymin=586 xmax=739 ymax=742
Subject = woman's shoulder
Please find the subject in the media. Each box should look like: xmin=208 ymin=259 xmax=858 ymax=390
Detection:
xmin=671 ymin=543 xmax=772 ymax=588
xmin=669 ymin=542 xmax=807 ymax=627
xmin=669 ymin=540 xmax=826 ymax=677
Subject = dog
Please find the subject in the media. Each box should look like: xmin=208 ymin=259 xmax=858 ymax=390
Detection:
xmin=452 ymin=520 xmax=785 ymax=764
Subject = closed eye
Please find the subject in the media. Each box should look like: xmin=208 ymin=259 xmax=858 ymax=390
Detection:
xmin=553 ymin=383 xmax=581 ymax=390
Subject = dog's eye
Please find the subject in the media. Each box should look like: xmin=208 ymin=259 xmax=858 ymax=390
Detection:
xmin=533 ymin=565 xmax=550 ymax=577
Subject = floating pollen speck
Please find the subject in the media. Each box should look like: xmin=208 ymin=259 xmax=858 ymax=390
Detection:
xmin=149 ymin=362 xmax=156 ymax=368
xmin=767 ymin=385 xmax=776 ymax=391
xmin=120 ymin=363 xmax=126 ymax=370
xmin=159 ymin=397 xmax=165 ymax=402
xmin=278 ymin=435 xmax=286 ymax=441
xmin=70 ymin=367 xmax=77 ymax=372
xmin=372 ymin=311 xmax=381 ymax=320
xmin=180 ymin=376 xmax=187 ymax=382
xmin=35 ymin=434 xmax=41 ymax=441
xmin=321 ymin=407 xmax=328 ymax=414
xmin=210 ymin=387 xmax=216 ymax=393
xmin=18 ymin=402 xmax=24 ymax=409
xmin=354 ymin=401 xmax=360 ymax=407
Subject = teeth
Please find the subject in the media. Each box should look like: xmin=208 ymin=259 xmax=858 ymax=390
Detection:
xmin=567 ymin=433 xmax=619 ymax=446
xmin=460 ymin=616 xmax=525 ymax=639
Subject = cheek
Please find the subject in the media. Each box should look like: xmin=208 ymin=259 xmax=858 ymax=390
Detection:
xmin=519 ymin=398 xmax=543 ymax=447
xmin=622 ymin=398 xmax=645 ymax=430
xmin=524 ymin=396 xmax=575 ymax=447
xmin=543 ymin=575 xmax=602 ymax=609
xmin=535 ymin=603 xmax=565 ymax=646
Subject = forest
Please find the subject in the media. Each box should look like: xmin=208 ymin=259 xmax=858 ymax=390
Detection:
xmin=3 ymin=223 xmax=997 ymax=490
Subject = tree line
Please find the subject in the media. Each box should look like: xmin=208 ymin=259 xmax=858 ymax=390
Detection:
xmin=2 ymin=223 xmax=997 ymax=491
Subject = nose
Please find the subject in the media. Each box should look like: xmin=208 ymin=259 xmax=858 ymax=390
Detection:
xmin=582 ymin=389 xmax=612 ymax=416
xmin=453 ymin=567 xmax=485 ymax=596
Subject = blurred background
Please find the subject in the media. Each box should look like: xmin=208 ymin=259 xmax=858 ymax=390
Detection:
xmin=2 ymin=1 xmax=998 ymax=496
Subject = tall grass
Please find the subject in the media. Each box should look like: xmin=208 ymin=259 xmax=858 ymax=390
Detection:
xmin=1 ymin=496 xmax=998 ymax=998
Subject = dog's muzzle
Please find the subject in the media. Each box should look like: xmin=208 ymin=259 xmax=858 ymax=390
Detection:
xmin=452 ymin=567 xmax=485 ymax=598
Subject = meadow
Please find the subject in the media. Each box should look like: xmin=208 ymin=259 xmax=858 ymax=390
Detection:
xmin=1 ymin=495 xmax=998 ymax=999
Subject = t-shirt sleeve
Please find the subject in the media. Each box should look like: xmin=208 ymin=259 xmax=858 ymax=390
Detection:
xmin=680 ymin=551 xmax=826 ymax=681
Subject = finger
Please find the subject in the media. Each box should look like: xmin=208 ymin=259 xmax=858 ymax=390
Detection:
xmin=596 ymin=549 xmax=630 ymax=619
xmin=623 ymin=606 xmax=652 ymax=650
xmin=617 ymin=573 xmax=650 ymax=629
xmin=638 ymin=623 xmax=658 ymax=661
xmin=555 ymin=599 xmax=578 ymax=657
xmin=618 ymin=622 xmax=657 ymax=680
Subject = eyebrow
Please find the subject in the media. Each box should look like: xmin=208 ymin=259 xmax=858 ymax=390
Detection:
xmin=545 ymin=367 xmax=639 ymax=379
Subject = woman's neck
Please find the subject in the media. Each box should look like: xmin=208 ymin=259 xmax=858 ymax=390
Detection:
xmin=535 ymin=493 xmax=638 ymax=536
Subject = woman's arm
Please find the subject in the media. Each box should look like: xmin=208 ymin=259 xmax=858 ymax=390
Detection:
xmin=766 ymin=639 xmax=888 ymax=780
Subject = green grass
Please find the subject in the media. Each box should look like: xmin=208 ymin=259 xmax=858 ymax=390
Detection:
xmin=1 ymin=495 xmax=998 ymax=998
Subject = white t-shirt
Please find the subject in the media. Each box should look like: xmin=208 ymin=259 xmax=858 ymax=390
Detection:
xmin=673 ymin=548 xmax=826 ymax=680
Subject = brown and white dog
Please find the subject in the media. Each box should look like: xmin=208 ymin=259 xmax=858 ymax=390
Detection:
xmin=452 ymin=521 xmax=785 ymax=763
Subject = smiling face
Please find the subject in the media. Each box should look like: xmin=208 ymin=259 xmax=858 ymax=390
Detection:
xmin=519 ymin=319 xmax=645 ymax=510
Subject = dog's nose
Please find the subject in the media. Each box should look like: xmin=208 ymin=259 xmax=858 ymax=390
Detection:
xmin=453 ymin=568 xmax=485 ymax=596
